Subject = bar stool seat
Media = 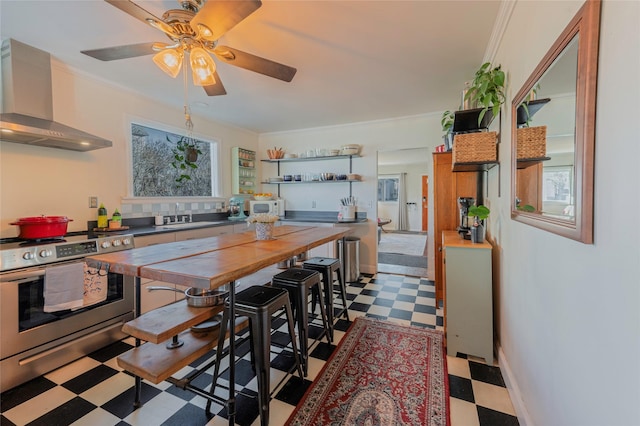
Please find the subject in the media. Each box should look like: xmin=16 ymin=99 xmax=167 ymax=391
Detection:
xmin=209 ymin=285 xmax=302 ymax=426
xmin=303 ymin=257 xmax=350 ymax=340
xmin=272 ymin=268 xmax=331 ymax=376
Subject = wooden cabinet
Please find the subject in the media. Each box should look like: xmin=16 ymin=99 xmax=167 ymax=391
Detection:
xmin=443 ymin=231 xmax=493 ymax=363
xmin=432 ymin=152 xmax=479 ymax=306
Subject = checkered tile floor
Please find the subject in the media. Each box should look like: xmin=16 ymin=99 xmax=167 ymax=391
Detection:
xmin=1 ymin=272 xmax=519 ymax=426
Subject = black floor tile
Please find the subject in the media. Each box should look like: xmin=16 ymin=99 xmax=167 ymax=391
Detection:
xmin=348 ymin=301 xmax=370 ymax=312
xmin=373 ymin=297 xmax=394 ymax=307
xmin=360 ymin=289 xmax=379 ymax=297
xmin=395 ymin=293 xmax=417 ymax=303
xmin=275 ymin=376 xmax=312 ymax=405
xmin=449 ymin=375 xmax=475 ymax=403
xmin=470 ymin=360 xmax=506 ymax=387
xmin=309 ymin=341 xmax=335 ymax=361
xmin=333 ymin=318 xmax=352 ymax=332
xmin=101 ymin=382 xmax=162 ymax=419
xmin=418 ymin=289 xmax=436 ymax=298
xmin=414 ymin=303 xmax=437 ymax=314
xmin=388 ymin=308 xmax=413 ymax=321
xmin=27 ymin=396 xmax=95 ymax=426
xmin=62 ymin=364 xmax=119 ymax=394
xmin=161 ymin=402 xmax=213 ymax=426
xmin=215 ymin=389 xmax=259 ymax=426
xmin=0 ymin=377 xmax=57 ymax=411
xmin=477 ymin=405 xmax=520 ymax=426
xmin=217 ymin=358 xmax=256 ymax=387
xmin=88 ymin=340 xmax=134 ymax=363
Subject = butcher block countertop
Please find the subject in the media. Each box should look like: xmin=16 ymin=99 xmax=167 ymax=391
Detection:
xmin=86 ymin=225 xmax=350 ymax=289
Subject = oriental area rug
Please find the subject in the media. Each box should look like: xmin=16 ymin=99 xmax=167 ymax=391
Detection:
xmin=285 ymin=317 xmax=450 ymax=426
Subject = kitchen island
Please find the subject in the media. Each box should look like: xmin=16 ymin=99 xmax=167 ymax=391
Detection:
xmin=86 ymin=225 xmax=351 ymax=426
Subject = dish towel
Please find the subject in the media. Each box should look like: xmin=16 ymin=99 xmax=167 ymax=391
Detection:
xmin=44 ymin=262 xmax=85 ymax=312
xmin=83 ymin=263 xmax=108 ymax=307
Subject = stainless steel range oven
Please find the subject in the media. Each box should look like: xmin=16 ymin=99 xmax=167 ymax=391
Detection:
xmin=0 ymin=234 xmax=135 ymax=391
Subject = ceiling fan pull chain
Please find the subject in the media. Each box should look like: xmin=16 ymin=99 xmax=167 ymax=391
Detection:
xmin=183 ymin=53 xmax=194 ymax=135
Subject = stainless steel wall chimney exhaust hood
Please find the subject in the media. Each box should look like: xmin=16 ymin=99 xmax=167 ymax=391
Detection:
xmin=0 ymin=39 xmax=112 ymax=152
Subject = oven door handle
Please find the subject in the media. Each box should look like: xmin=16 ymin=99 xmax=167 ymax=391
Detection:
xmin=0 ymin=268 xmax=46 ymax=283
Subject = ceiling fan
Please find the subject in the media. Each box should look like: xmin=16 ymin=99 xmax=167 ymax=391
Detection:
xmin=81 ymin=0 xmax=297 ymax=96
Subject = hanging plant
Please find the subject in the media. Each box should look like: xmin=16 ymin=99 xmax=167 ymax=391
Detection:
xmin=170 ymin=135 xmax=201 ymax=186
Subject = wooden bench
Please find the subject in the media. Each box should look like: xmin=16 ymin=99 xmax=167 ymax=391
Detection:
xmin=117 ymin=299 xmax=247 ymax=384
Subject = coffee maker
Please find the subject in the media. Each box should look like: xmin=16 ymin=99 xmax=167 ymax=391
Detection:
xmin=228 ymin=196 xmax=247 ymax=221
xmin=457 ymin=197 xmax=475 ymax=239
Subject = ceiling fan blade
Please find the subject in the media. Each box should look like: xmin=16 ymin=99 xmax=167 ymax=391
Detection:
xmin=213 ymin=46 xmax=297 ymax=82
xmin=105 ymin=0 xmax=175 ymax=36
xmin=81 ymin=42 xmax=156 ymax=61
xmin=203 ymin=71 xmax=227 ymax=96
xmin=190 ymin=0 xmax=262 ymax=41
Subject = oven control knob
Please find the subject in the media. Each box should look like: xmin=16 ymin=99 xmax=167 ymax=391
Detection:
xmin=23 ymin=252 xmax=34 ymax=260
xmin=101 ymin=241 xmax=111 ymax=249
xmin=122 ymin=238 xmax=132 ymax=245
xmin=112 ymin=239 xmax=121 ymax=247
xmin=39 ymin=249 xmax=53 ymax=258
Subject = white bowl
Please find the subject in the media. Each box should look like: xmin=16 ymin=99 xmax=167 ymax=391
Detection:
xmin=341 ymin=147 xmax=359 ymax=155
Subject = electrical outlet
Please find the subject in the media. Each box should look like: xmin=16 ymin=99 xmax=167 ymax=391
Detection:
xmin=89 ymin=196 xmax=98 ymax=208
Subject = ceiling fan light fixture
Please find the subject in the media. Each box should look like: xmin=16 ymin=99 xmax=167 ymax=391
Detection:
xmin=195 ymin=23 xmax=215 ymax=40
xmin=190 ymin=47 xmax=216 ymax=86
xmin=152 ymin=48 xmax=183 ymax=78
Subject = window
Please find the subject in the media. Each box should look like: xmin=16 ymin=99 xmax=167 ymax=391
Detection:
xmin=130 ymin=123 xmax=219 ymax=197
xmin=377 ymin=178 xmax=398 ymax=202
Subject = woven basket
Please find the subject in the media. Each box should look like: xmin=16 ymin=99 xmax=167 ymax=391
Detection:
xmin=452 ymin=131 xmax=497 ymax=163
xmin=516 ymin=126 xmax=547 ymax=159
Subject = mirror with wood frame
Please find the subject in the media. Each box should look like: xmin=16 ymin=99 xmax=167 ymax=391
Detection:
xmin=511 ymin=0 xmax=600 ymax=244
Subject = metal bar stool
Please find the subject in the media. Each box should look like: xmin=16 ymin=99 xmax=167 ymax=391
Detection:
xmin=303 ymin=256 xmax=350 ymax=340
xmin=271 ymin=268 xmax=331 ymax=376
xmin=209 ymin=285 xmax=303 ymax=426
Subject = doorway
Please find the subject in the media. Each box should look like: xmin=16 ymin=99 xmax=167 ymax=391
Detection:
xmin=377 ymin=148 xmax=429 ymax=277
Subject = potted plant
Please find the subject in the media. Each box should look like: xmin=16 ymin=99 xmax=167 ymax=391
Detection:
xmin=468 ymin=204 xmax=490 ymax=243
xmin=464 ymin=62 xmax=506 ymax=127
xmin=441 ymin=110 xmax=454 ymax=150
xmin=246 ymin=213 xmax=280 ymax=240
xmin=170 ymin=135 xmax=202 ymax=186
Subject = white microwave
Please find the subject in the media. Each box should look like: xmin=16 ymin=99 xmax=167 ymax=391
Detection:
xmin=249 ymin=199 xmax=285 ymax=217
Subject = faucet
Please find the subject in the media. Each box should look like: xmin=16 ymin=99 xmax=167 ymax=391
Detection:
xmin=174 ymin=203 xmax=179 ymax=223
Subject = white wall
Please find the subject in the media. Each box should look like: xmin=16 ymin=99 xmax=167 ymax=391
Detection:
xmin=259 ymin=115 xmax=441 ymax=276
xmin=0 ymin=63 xmax=259 ymax=238
xmin=487 ymin=1 xmax=640 ymax=425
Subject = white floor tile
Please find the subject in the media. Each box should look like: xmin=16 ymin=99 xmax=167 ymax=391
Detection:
xmin=472 ymin=380 xmax=517 ymax=416
xmin=44 ymin=357 xmax=101 ymax=384
xmin=80 ymin=372 xmax=135 ymax=406
xmin=450 ymin=397 xmax=481 ymax=426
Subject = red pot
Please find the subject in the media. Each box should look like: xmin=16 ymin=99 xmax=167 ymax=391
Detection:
xmin=10 ymin=216 xmax=73 ymax=240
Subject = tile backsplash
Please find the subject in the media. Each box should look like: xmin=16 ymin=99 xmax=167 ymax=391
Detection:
xmin=119 ymin=201 xmax=227 ymax=219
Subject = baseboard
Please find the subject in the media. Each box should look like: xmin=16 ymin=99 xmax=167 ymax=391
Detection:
xmin=497 ymin=343 xmax=533 ymax=426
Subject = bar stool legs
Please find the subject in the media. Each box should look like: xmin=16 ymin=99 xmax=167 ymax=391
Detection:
xmin=303 ymin=257 xmax=350 ymax=340
xmin=272 ymin=268 xmax=331 ymax=376
xmin=207 ymin=285 xmax=303 ymax=426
